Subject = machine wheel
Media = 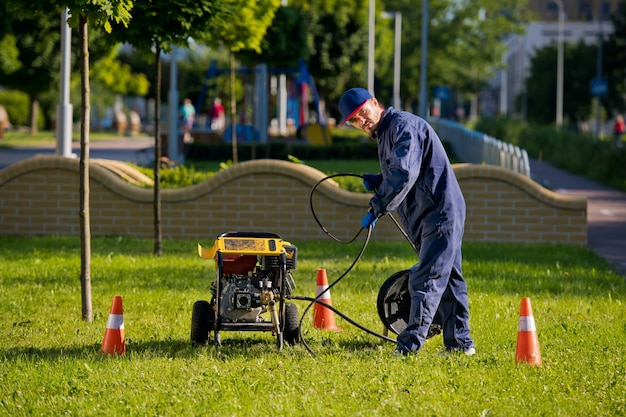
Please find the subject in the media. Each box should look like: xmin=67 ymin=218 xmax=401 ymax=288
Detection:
xmin=283 ymin=302 xmax=300 ymax=346
xmin=190 ymin=300 xmax=214 ymax=345
xmin=377 ymin=270 xmax=442 ymax=338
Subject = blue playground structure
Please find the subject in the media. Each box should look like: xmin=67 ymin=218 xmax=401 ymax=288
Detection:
xmin=196 ymin=59 xmax=326 ymax=139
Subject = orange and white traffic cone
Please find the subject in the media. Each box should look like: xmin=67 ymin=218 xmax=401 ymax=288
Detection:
xmin=515 ymin=297 xmax=542 ymax=366
xmin=102 ymin=295 xmax=125 ymax=356
xmin=313 ymin=268 xmax=341 ymax=331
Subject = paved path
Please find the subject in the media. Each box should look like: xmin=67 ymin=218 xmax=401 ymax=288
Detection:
xmin=0 ymin=137 xmax=155 ymax=169
xmin=529 ymin=158 xmax=626 ymax=277
xmin=2 ymin=139 xmax=625 ymax=277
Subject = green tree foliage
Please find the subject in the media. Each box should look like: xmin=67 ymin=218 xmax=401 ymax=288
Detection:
xmin=204 ymin=0 xmax=280 ymax=53
xmin=3 ymin=0 xmax=133 ymax=33
xmin=289 ymin=0 xmax=380 ymax=101
xmin=91 ymin=48 xmax=149 ymax=96
xmin=0 ymin=89 xmax=31 ymax=127
xmin=604 ymin=9 xmax=626 ymax=114
xmin=0 ymin=11 xmax=61 ymax=132
xmin=237 ymin=5 xmax=308 ymax=70
xmin=526 ymin=41 xmax=599 ymax=125
xmin=88 ymin=47 xmax=150 ymax=130
xmin=282 ymin=0 xmax=528 ymax=116
xmin=0 ymin=4 xmax=134 ymax=130
xmin=0 ymin=34 xmax=20 ymax=75
xmin=63 ymin=0 xmax=133 ymax=33
xmin=384 ymin=0 xmax=529 ymax=108
xmin=108 ymin=0 xmax=225 ymax=53
xmin=526 ymin=13 xmax=626 ymax=127
xmin=109 ymin=0 xmax=279 ymax=56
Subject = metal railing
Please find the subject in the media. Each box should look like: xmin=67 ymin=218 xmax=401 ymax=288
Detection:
xmin=428 ymin=117 xmax=531 ymax=177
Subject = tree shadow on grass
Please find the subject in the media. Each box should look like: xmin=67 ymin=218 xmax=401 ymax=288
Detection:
xmin=1 ymin=332 xmax=389 ymax=362
xmin=0 ymin=336 xmax=291 ymax=362
xmin=0 ymin=339 xmax=197 ymax=362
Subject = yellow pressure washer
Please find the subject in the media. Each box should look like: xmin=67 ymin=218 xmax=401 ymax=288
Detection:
xmin=191 ymin=231 xmax=300 ymax=350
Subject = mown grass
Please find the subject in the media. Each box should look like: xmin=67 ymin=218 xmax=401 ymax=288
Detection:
xmin=1 ymin=235 xmax=625 ymax=416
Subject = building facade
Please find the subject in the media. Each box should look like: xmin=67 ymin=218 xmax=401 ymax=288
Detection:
xmin=491 ymin=0 xmax=623 ymax=118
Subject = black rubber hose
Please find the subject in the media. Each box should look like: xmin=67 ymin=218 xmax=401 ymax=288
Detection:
xmin=310 ymin=173 xmax=417 ymax=251
xmin=290 ymin=295 xmax=396 ymax=345
xmin=297 ymin=174 xmax=402 ymax=356
xmin=309 ymin=173 xmax=367 ymax=244
xmin=293 ymin=224 xmax=374 ymax=356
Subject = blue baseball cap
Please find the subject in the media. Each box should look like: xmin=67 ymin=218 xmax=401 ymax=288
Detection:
xmin=339 ymin=88 xmax=373 ymax=125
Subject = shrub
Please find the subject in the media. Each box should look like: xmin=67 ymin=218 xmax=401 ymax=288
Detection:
xmin=186 ymin=141 xmax=379 ymax=162
xmin=475 ymin=116 xmax=626 ymax=192
xmin=133 ymin=164 xmax=215 ymax=188
xmin=0 ymin=89 xmax=29 ymax=127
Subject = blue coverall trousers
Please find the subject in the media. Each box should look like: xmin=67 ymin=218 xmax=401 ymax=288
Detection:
xmin=395 ymin=225 xmax=474 ymax=353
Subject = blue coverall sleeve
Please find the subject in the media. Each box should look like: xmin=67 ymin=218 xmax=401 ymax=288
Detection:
xmin=369 ymin=118 xmax=423 ymax=217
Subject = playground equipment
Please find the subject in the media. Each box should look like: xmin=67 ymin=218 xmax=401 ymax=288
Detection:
xmin=195 ymin=59 xmax=328 ymax=143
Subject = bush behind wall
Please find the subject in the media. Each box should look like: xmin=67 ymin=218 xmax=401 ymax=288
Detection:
xmin=475 ymin=116 xmax=626 ymax=192
xmin=186 ymin=140 xmax=380 ymax=162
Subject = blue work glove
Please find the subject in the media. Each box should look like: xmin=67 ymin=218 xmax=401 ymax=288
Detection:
xmin=362 ymin=174 xmax=383 ymax=192
xmin=361 ymin=211 xmax=378 ymax=229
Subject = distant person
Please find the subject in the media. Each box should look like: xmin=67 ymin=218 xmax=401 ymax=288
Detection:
xmin=210 ymin=98 xmax=225 ymax=131
xmin=181 ymin=98 xmax=196 ymax=143
xmin=614 ymin=115 xmax=625 ymax=148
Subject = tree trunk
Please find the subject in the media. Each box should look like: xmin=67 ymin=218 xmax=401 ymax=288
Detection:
xmin=153 ymin=47 xmax=162 ymax=257
xmin=229 ymin=50 xmax=238 ymax=164
xmin=78 ymin=15 xmax=92 ymax=322
xmin=29 ymin=97 xmax=39 ymax=135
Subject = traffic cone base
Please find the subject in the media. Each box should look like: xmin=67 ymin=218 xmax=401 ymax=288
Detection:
xmin=102 ymin=295 xmax=126 ymax=356
xmin=313 ymin=268 xmax=341 ymax=332
xmin=515 ymin=297 xmax=542 ymax=366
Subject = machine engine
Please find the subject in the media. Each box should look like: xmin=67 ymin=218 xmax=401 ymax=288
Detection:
xmin=212 ymin=262 xmax=296 ymax=323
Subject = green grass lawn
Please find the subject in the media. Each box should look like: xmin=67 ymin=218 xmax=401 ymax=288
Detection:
xmin=1 ymin=235 xmax=625 ymax=416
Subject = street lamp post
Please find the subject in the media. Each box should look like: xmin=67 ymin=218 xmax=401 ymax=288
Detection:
xmin=392 ymin=12 xmax=402 ymax=109
xmin=168 ymin=47 xmax=183 ymax=164
xmin=368 ymin=0 xmax=375 ymax=94
xmin=382 ymin=11 xmax=402 ymax=109
xmin=418 ymin=0 xmax=429 ymax=118
xmin=278 ymin=0 xmax=288 ymax=135
xmin=56 ymin=8 xmax=73 ymax=158
xmin=595 ymin=21 xmax=604 ymax=137
xmin=555 ymin=0 xmax=564 ymax=127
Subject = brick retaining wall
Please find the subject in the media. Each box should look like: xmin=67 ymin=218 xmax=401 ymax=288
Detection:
xmin=0 ymin=156 xmax=587 ymax=244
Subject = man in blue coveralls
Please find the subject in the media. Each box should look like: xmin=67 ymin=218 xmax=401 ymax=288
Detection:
xmin=338 ymin=88 xmax=475 ymax=356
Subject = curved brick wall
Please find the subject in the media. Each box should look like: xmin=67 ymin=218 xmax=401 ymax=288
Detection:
xmin=0 ymin=156 xmax=586 ymax=244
